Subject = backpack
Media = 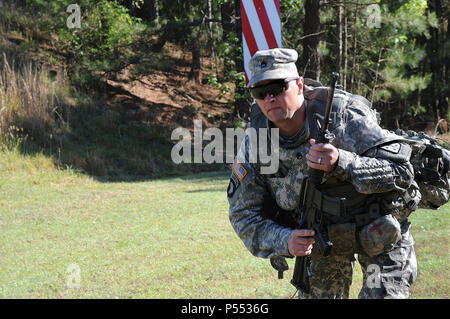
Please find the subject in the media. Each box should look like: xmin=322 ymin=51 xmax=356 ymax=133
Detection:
xmin=394 ymin=129 xmax=450 ymax=209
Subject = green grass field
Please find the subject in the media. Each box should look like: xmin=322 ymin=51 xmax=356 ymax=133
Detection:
xmin=0 ymin=148 xmax=448 ymax=298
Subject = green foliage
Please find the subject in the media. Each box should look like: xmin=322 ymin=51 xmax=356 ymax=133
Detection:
xmin=3 ymin=0 xmax=447 ymax=128
xmin=206 ymin=73 xmax=231 ymax=99
xmin=279 ymin=0 xmax=304 ymax=50
xmin=312 ymin=0 xmax=445 ymax=127
xmin=368 ymin=1 xmax=434 ymax=119
xmin=25 ymin=0 xmax=145 ymax=90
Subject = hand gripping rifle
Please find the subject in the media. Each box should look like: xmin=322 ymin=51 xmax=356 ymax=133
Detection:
xmin=290 ymin=72 xmax=339 ymax=294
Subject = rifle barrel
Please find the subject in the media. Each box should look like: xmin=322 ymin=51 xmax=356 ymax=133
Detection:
xmin=323 ymin=72 xmax=339 ymax=129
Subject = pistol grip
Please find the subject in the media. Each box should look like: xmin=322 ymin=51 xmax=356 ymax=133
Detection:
xmin=315 ymin=229 xmax=333 ymax=257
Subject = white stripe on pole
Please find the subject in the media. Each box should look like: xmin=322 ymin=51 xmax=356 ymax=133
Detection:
xmin=242 ymin=0 xmax=269 ymax=50
xmin=242 ymin=36 xmax=252 ymax=84
xmin=263 ymin=0 xmax=281 ymax=47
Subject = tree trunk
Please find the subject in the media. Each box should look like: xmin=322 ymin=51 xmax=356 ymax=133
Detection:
xmin=343 ymin=5 xmax=348 ymax=91
xmin=16 ymin=0 xmax=26 ymax=7
xmin=350 ymin=5 xmax=359 ymax=92
xmin=187 ymin=0 xmax=202 ymax=84
xmin=424 ymin=0 xmax=448 ymax=121
xmin=221 ymin=0 xmax=234 ymax=33
xmin=233 ymin=0 xmax=252 ymax=121
xmin=148 ymin=0 xmax=160 ymax=27
xmin=337 ymin=1 xmax=343 ymax=83
xmin=302 ymin=0 xmax=321 ymax=80
xmin=127 ymin=0 xmax=135 ymax=16
xmin=234 ymin=0 xmax=243 ymax=74
xmin=221 ymin=0 xmax=234 ymax=75
xmin=207 ymin=0 xmax=213 ymax=33
xmin=189 ymin=40 xmax=202 ymax=84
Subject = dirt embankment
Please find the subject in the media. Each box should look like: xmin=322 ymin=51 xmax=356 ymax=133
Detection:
xmin=105 ymin=41 xmax=236 ymax=131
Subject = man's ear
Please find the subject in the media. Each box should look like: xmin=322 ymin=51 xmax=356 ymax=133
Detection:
xmin=296 ymin=77 xmax=304 ymax=95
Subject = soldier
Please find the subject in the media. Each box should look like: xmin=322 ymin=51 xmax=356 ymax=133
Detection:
xmin=227 ymin=48 xmax=421 ymax=299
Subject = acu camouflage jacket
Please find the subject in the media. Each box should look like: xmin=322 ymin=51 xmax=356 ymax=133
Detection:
xmin=227 ymin=86 xmax=419 ymax=259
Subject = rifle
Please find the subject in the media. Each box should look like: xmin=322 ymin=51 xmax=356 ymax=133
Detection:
xmin=290 ymin=72 xmax=339 ymax=294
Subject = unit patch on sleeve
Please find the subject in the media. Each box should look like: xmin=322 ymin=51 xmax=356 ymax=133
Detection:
xmin=232 ymin=158 xmax=248 ymax=181
xmin=380 ymin=143 xmax=401 ymax=154
xmin=227 ymin=158 xmax=248 ymax=198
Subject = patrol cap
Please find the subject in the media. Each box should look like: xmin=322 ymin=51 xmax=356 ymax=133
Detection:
xmin=247 ymin=48 xmax=300 ymax=88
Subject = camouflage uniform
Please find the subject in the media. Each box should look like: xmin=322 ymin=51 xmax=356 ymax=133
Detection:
xmin=301 ymin=221 xmax=417 ymax=299
xmin=228 ymin=86 xmax=420 ymax=299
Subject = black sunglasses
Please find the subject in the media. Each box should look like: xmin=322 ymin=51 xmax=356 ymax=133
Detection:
xmin=249 ymin=77 xmax=299 ymax=100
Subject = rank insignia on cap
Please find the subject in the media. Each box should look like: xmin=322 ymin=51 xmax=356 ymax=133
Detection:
xmin=232 ymin=158 xmax=247 ymax=182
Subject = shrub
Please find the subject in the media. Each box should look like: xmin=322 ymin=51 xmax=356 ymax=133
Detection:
xmin=0 ymin=53 xmax=71 ymax=147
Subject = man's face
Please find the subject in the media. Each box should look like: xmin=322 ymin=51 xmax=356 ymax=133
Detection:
xmin=252 ymin=77 xmax=304 ymax=125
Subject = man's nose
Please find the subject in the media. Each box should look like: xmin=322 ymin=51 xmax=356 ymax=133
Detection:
xmin=264 ymin=94 xmax=275 ymax=102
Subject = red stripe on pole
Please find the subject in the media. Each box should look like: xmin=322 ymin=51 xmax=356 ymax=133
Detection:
xmin=253 ymin=0 xmax=278 ymax=49
xmin=241 ymin=1 xmax=258 ymax=55
xmin=274 ymin=0 xmax=280 ymax=17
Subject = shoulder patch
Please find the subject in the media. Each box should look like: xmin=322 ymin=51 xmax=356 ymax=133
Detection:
xmin=232 ymin=158 xmax=248 ymax=182
xmin=227 ymin=177 xmax=238 ymax=198
xmin=365 ymin=142 xmax=412 ymax=163
xmin=380 ymin=143 xmax=401 ymax=154
xmin=228 ymin=158 xmax=248 ymax=198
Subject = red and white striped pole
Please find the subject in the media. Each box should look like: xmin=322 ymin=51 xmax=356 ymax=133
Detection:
xmin=240 ymin=0 xmax=282 ymax=86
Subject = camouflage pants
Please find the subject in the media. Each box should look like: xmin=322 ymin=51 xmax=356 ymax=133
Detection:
xmin=299 ymin=222 xmax=417 ymax=299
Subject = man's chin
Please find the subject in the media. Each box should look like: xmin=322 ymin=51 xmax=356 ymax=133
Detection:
xmin=267 ymin=109 xmax=285 ymax=121
xmin=269 ymin=115 xmax=288 ymax=124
